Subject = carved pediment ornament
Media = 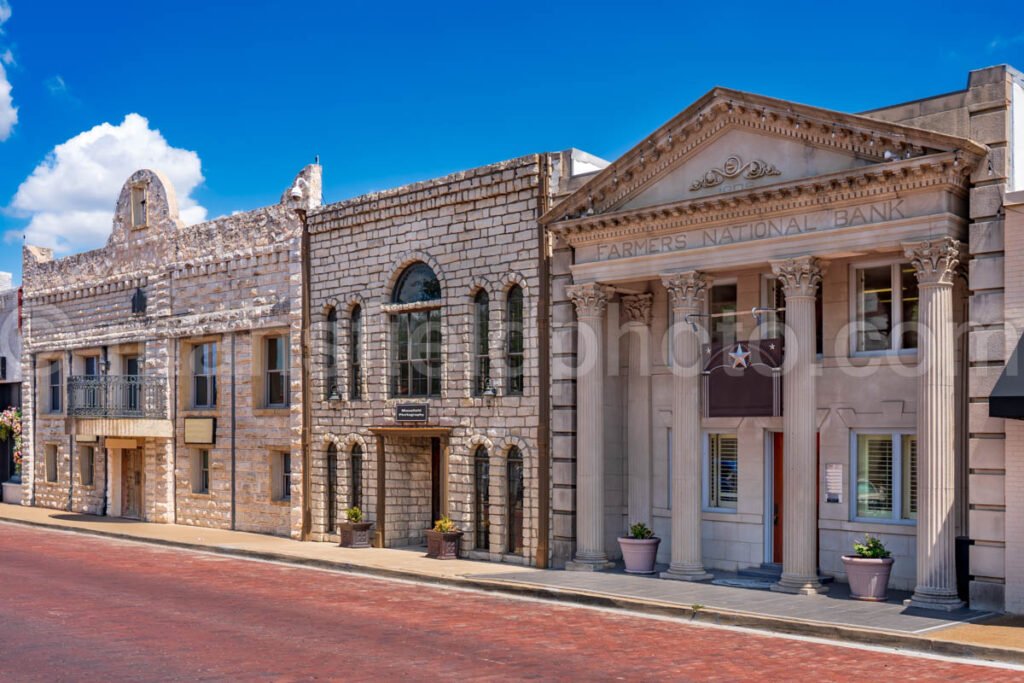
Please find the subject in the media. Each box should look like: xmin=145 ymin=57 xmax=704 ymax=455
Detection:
xmin=690 ymin=155 xmax=782 ymax=191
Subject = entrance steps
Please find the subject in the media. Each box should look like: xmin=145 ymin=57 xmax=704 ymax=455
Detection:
xmin=737 ymin=563 xmax=834 ymax=584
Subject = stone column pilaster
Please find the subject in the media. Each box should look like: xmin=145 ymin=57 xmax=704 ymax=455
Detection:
xmin=771 ymin=256 xmax=828 ymax=595
xmin=660 ymin=272 xmax=712 ymax=581
xmin=905 ymin=238 xmax=964 ymax=611
xmin=566 ymin=282 xmax=615 ymax=570
xmin=623 ymin=294 xmax=653 ymax=528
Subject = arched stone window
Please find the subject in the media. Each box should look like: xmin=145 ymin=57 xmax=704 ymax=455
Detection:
xmin=350 ymin=305 xmax=362 ymax=400
xmin=325 ymin=308 xmax=338 ymax=399
xmin=473 ymin=290 xmax=490 ymax=396
xmin=507 ymin=446 xmax=524 ymax=554
xmin=506 ymin=285 xmax=524 ymax=395
xmin=326 ymin=443 xmax=338 ymax=533
xmin=474 ymin=446 xmax=490 ymax=550
xmin=390 ymin=262 xmax=442 ymax=397
xmin=350 ymin=443 xmax=363 ymax=510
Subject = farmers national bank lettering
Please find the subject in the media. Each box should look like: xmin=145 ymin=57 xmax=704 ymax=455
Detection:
xmin=593 ymin=200 xmax=905 ymax=262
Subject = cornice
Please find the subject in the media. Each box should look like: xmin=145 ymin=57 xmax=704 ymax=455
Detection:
xmin=550 ymin=152 xmax=969 ymax=246
xmin=541 ymin=88 xmax=987 ymax=226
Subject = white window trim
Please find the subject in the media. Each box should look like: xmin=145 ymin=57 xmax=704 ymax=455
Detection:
xmin=702 ymin=432 xmax=738 ymax=514
xmin=849 ymin=429 xmax=916 ymax=526
xmin=848 ymin=259 xmax=918 ymax=358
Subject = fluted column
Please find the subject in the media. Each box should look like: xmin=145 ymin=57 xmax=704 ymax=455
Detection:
xmin=906 ymin=238 xmax=964 ymax=611
xmin=567 ymin=282 xmax=615 ymax=570
xmin=623 ymin=294 xmax=654 ymax=528
xmin=771 ymin=256 xmax=828 ymax=595
xmin=660 ymin=272 xmax=712 ymax=581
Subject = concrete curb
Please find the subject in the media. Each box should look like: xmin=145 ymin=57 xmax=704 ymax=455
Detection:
xmin=4 ymin=515 xmax=1022 ymax=666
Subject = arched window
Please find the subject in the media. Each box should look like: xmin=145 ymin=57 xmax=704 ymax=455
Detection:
xmin=350 ymin=443 xmax=363 ymax=510
xmin=326 ymin=443 xmax=338 ymax=533
xmin=474 ymin=446 xmax=490 ymax=550
xmin=390 ymin=262 xmax=442 ymax=397
xmin=473 ymin=290 xmax=490 ymax=396
xmin=325 ymin=308 xmax=338 ymax=399
xmin=506 ymin=285 xmax=524 ymax=395
xmin=507 ymin=447 xmax=524 ymax=554
xmin=350 ymin=305 xmax=362 ymax=400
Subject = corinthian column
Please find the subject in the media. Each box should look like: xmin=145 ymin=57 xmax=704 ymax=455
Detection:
xmin=660 ymin=272 xmax=712 ymax=581
xmin=623 ymin=294 xmax=654 ymax=529
xmin=567 ymin=282 xmax=615 ymax=570
xmin=771 ymin=256 xmax=828 ymax=595
xmin=905 ymin=238 xmax=964 ymax=611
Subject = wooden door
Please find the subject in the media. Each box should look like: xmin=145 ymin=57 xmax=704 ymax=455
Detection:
xmin=772 ymin=432 xmax=784 ymax=563
xmin=122 ymin=449 xmax=143 ymax=519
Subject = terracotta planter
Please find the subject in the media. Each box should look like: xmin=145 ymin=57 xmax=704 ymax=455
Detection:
xmin=842 ymin=555 xmax=894 ymax=601
xmin=425 ymin=529 xmax=463 ymax=560
xmin=618 ymin=537 xmax=661 ymax=574
xmin=338 ymin=521 xmax=373 ymax=548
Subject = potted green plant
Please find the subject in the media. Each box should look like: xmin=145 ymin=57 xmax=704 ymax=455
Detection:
xmin=425 ymin=515 xmax=463 ymax=560
xmin=618 ymin=522 xmax=661 ymax=574
xmin=842 ymin=534 xmax=894 ymax=601
xmin=338 ymin=506 xmax=373 ymax=548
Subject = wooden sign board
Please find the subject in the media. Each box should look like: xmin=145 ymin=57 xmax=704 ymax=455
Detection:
xmin=184 ymin=417 xmax=216 ymax=445
xmin=75 ymin=435 xmax=99 ymax=443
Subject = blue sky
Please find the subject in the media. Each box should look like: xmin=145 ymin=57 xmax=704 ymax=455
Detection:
xmin=0 ymin=1 xmax=1022 ymax=282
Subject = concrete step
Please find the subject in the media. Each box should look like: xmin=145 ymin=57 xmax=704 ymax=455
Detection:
xmin=738 ymin=563 xmax=834 ymax=584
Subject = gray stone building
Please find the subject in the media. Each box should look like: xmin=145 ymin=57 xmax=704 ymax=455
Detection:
xmin=0 ymin=272 xmax=22 ymax=500
xmin=18 ymin=166 xmax=320 ymax=536
xmin=306 ymin=151 xmax=605 ymax=566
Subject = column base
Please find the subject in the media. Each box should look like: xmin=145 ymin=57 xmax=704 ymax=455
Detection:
xmin=660 ymin=564 xmax=713 ymax=582
xmin=771 ymin=572 xmax=829 ymax=595
xmin=566 ymin=553 xmax=614 ymax=572
xmin=905 ymin=587 xmax=964 ymax=612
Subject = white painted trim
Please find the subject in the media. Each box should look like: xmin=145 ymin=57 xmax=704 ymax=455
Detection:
xmin=848 ymin=259 xmax=917 ymax=358
xmin=848 ymin=429 xmax=917 ymax=526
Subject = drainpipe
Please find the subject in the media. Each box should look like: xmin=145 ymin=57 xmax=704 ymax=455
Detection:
xmin=535 ymin=154 xmax=552 ymax=569
xmin=230 ymin=332 xmax=237 ymax=530
xmin=299 ymin=207 xmax=313 ymax=541
xmin=101 ymin=346 xmax=109 ymax=516
xmin=29 ymin=353 xmax=37 ymax=506
xmin=66 ymin=350 xmax=73 ymax=512
xmin=171 ymin=337 xmax=178 ymax=524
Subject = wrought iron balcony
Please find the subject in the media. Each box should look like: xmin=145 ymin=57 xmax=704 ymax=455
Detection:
xmin=67 ymin=375 xmax=168 ymax=419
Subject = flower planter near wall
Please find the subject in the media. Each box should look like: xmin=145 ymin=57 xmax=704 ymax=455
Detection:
xmin=1 ymin=481 xmax=22 ymax=505
xmin=338 ymin=521 xmax=373 ymax=548
xmin=425 ymin=529 xmax=463 ymax=560
xmin=842 ymin=555 xmax=894 ymax=601
xmin=618 ymin=537 xmax=661 ymax=574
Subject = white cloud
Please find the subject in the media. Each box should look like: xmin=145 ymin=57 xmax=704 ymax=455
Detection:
xmin=0 ymin=61 xmax=15 ymax=141
xmin=0 ymin=1 xmax=10 ymax=31
xmin=1 ymin=50 xmax=12 ymax=66
xmin=8 ymin=113 xmax=207 ymax=254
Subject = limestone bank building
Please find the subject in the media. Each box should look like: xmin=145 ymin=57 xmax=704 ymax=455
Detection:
xmin=13 ymin=64 xmax=1024 ymax=615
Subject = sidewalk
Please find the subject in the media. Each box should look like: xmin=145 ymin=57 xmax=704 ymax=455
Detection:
xmin=2 ymin=503 xmax=1021 ymax=664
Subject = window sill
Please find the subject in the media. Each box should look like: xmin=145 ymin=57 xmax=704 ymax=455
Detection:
xmin=181 ymin=408 xmax=220 ymax=418
xmin=253 ymin=407 xmax=290 ymax=417
xmin=270 ymin=498 xmax=291 ymax=506
xmin=702 ymin=506 xmax=738 ymax=515
xmin=851 ymin=516 xmax=916 ymax=527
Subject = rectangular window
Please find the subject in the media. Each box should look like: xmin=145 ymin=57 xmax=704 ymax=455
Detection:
xmin=265 ymin=336 xmax=289 ymax=407
xmin=272 ymin=452 xmax=291 ymax=501
xmin=705 ymin=434 xmax=738 ymax=511
xmin=350 ymin=308 xmax=362 ymax=400
xmin=80 ymin=446 xmax=94 ymax=487
xmin=131 ymin=185 xmax=147 ymax=227
xmin=84 ymin=356 xmax=99 ymax=377
xmin=48 ymin=360 xmax=62 ymax=413
xmin=473 ymin=293 xmax=490 ymax=396
xmin=350 ymin=449 xmax=363 ymax=509
xmin=192 ymin=342 xmax=218 ymax=409
xmin=854 ymin=263 xmax=918 ymax=353
xmin=853 ymin=433 xmax=916 ymax=523
xmin=709 ymin=283 xmax=738 ymax=348
xmin=507 ymin=288 xmax=524 ymax=396
xmin=390 ymin=310 xmax=442 ymax=398
xmin=191 ymin=449 xmax=210 ymax=494
xmin=45 ymin=444 xmax=58 ymax=483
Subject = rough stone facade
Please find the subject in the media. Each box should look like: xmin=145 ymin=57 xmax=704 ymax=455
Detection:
xmin=19 ymin=166 xmax=321 ymax=538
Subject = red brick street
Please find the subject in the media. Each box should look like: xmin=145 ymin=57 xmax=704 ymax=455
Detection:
xmin=0 ymin=523 xmax=1018 ymax=682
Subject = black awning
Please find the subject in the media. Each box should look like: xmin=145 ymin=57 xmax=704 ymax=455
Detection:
xmin=990 ymin=335 xmax=1024 ymax=419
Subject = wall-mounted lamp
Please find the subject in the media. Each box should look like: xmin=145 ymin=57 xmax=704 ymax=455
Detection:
xmin=328 ymin=385 xmax=341 ymax=402
xmin=482 ymin=377 xmax=497 ymax=401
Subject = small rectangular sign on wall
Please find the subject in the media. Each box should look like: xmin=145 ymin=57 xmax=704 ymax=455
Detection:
xmin=825 ymin=463 xmax=843 ymax=504
xmin=184 ymin=417 xmax=216 ymax=445
xmin=396 ymin=404 xmax=429 ymax=422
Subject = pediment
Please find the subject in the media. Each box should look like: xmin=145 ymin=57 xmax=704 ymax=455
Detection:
xmin=543 ymin=87 xmax=986 ymax=225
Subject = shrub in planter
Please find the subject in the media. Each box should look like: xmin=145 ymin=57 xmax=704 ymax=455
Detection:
xmin=425 ymin=515 xmax=463 ymax=560
xmin=617 ymin=522 xmax=661 ymax=574
xmin=842 ymin=534 xmax=894 ymax=601
xmin=338 ymin=506 xmax=373 ymax=548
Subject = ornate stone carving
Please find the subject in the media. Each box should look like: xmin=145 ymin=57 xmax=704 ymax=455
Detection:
xmin=690 ymin=155 xmax=781 ymax=191
xmin=661 ymin=271 xmax=709 ymax=311
xmin=772 ymin=256 xmax=826 ymax=298
xmin=622 ymin=293 xmax=653 ymax=325
xmin=904 ymin=238 xmax=960 ymax=286
xmin=566 ymin=282 xmax=614 ymax=318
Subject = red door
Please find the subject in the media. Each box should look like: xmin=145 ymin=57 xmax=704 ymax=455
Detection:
xmin=772 ymin=433 xmax=784 ymax=563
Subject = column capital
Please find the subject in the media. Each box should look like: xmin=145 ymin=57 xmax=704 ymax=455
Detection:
xmin=622 ymin=293 xmax=653 ymax=326
xmin=661 ymin=271 xmax=709 ymax=312
xmin=771 ymin=256 xmax=826 ymax=298
xmin=904 ymin=237 xmax=961 ymax=286
xmin=567 ymin=282 xmax=615 ymax=318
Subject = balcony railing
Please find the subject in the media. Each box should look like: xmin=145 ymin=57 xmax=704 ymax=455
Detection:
xmin=67 ymin=375 xmax=168 ymax=419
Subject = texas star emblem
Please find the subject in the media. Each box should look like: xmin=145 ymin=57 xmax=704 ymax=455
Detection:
xmin=729 ymin=343 xmax=751 ymax=369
